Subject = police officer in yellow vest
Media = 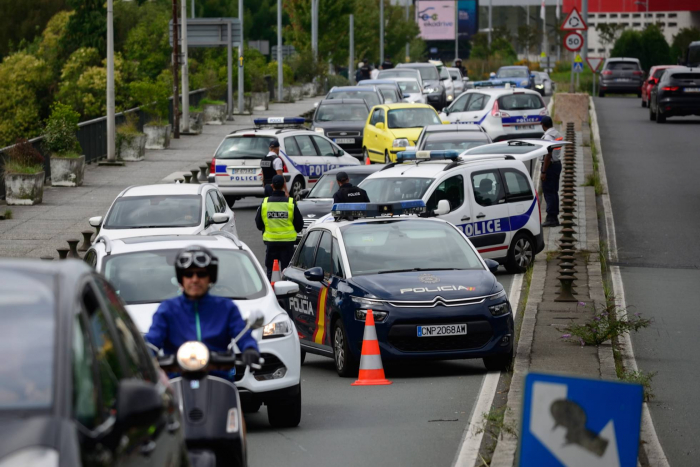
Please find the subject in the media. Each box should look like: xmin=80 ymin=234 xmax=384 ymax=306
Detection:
xmin=255 ymin=175 xmax=304 ymax=280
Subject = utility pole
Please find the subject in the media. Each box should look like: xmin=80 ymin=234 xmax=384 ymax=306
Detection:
xmin=349 ymin=14 xmax=354 ymax=84
xmin=172 ymin=0 xmax=180 ymax=139
xmin=556 ymin=0 xmax=561 ymax=60
xmin=238 ymin=0 xmax=244 ymax=116
xmin=227 ymin=21 xmax=233 ymax=120
xmin=455 ymin=0 xmax=459 ymax=62
xmin=380 ymin=0 xmax=384 ymax=65
xmin=278 ymin=0 xmax=283 ymax=99
xmin=311 ymin=0 xmax=318 ymax=62
xmin=488 ymin=0 xmax=492 ymax=47
xmin=405 ymin=0 xmax=410 ymax=62
xmin=582 ymin=0 xmax=588 ymax=62
xmin=181 ymin=0 xmax=190 ymax=133
xmin=191 ymin=0 xmax=195 ymax=18
xmin=106 ymin=0 xmax=115 ymax=160
xmin=541 ymin=0 xmax=547 ymax=59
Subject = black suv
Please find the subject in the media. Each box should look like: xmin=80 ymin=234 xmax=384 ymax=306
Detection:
xmin=649 ymin=66 xmax=700 ymax=123
xmin=311 ymin=99 xmax=371 ymax=160
xmin=599 ymin=57 xmax=644 ymax=97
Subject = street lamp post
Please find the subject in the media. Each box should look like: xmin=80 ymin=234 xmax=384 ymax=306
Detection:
xmin=106 ymin=0 xmax=115 ymax=161
xmin=488 ymin=0 xmax=492 ymax=47
xmin=634 ymin=1 xmax=649 ymax=26
xmin=405 ymin=0 xmax=410 ymax=62
xmin=181 ymin=0 xmax=189 ymax=133
xmin=380 ymin=0 xmax=384 ymax=65
xmin=237 ymin=0 xmax=244 ymax=118
xmin=278 ymin=0 xmax=283 ymax=100
xmin=349 ymin=14 xmax=354 ymax=84
xmin=172 ymin=0 xmax=179 ymax=139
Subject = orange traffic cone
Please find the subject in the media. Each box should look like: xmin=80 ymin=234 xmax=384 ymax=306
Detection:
xmin=352 ymin=309 xmax=392 ymax=386
xmin=270 ymin=259 xmax=282 ymax=286
xmin=365 ymin=155 xmax=371 ymax=165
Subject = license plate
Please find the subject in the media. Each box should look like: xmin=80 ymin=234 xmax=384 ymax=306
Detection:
xmin=334 ymin=138 xmax=355 ymax=144
xmin=514 ymin=125 xmax=534 ymax=131
xmin=615 ymin=78 xmax=630 ymax=82
xmin=684 ymin=87 xmax=700 ymax=93
xmin=229 ymin=168 xmax=256 ymax=175
xmin=417 ymin=323 xmax=467 ymax=337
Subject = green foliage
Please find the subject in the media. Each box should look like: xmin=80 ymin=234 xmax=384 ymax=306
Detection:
xmin=61 ymin=0 xmax=106 ymax=57
xmin=619 ymin=370 xmax=657 ymax=402
xmin=116 ymin=112 xmax=142 ymax=136
xmin=517 ymin=24 xmax=540 ymax=55
xmin=2 ymin=209 xmax=12 ymax=220
xmin=670 ymin=27 xmax=700 ymax=63
xmin=610 ymin=29 xmax=642 ymax=61
xmin=611 ymin=25 xmax=671 ymax=71
xmin=44 ymin=102 xmax=81 ymax=156
xmin=37 ymin=11 xmax=73 ymax=74
xmin=0 ymin=0 xmax=68 ymax=60
xmin=562 ymin=304 xmax=652 ymax=347
xmin=3 ymin=137 xmax=44 ymax=174
xmin=326 ymin=74 xmax=350 ymax=88
xmin=199 ymin=98 xmax=226 ymax=106
xmin=267 ymin=61 xmax=295 ymax=88
xmin=595 ymin=23 xmax=625 ymax=53
xmin=0 ymin=53 xmax=52 ymax=147
xmin=130 ymin=74 xmax=171 ymax=124
xmin=468 ymin=32 xmax=517 ymax=63
xmin=123 ymin=2 xmax=172 ymax=81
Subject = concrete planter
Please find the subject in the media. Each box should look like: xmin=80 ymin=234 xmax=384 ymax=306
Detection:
xmin=4 ymin=172 xmax=44 ymax=205
xmin=117 ymin=134 xmax=146 ymax=161
xmin=252 ymin=92 xmax=269 ymax=111
xmin=291 ymin=85 xmax=304 ymax=100
xmin=233 ymin=95 xmax=253 ymax=114
xmin=144 ymin=124 xmax=170 ymax=149
xmin=302 ymin=83 xmax=316 ymax=97
xmin=282 ymin=86 xmax=295 ymax=102
xmin=50 ymin=155 xmax=85 ymax=187
xmin=181 ymin=112 xmax=203 ymax=134
xmin=203 ymin=104 xmax=227 ymax=125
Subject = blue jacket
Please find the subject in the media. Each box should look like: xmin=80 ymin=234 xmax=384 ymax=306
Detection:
xmin=145 ymin=292 xmax=259 ymax=355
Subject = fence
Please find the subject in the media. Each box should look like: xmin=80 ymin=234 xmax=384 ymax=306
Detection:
xmin=0 ymin=88 xmax=212 ymax=199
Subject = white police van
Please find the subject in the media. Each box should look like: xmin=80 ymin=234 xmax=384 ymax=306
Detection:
xmin=209 ymin=117 xmax=361 ymax=205
xmin=357 ymin=141 xmax=568 ymax=272
xmin=439 ymin=88 xmax=547 ymax=142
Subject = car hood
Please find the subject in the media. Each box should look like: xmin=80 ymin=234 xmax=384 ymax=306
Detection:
xmin=423 ymin=79 xmax=440 ymax=88
xmin=298 ymin=198 xmax=334 ymax=218
xmin=388 ymin=127 xmax=424 ymax=145
xmin=98 ymin=226 xmax=201 ymax=241
xmin=349 ymin=269 xmax=498 ymax=301
xmin=313 ymin=121 xmax=366 ymax=132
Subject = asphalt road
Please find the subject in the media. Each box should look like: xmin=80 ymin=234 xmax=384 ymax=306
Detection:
xmin=229 ymin=198 xmax=516 ymax=467
xmin=595 ymin=95 xmax=700 ymax=465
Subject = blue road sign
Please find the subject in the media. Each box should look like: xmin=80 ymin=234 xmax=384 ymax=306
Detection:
xmin=573 ymin=62 xmax=584 ymax=73
xmin=519 ymin=373 xmax=643 ymax=467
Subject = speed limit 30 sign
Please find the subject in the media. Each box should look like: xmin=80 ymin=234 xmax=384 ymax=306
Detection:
xmin=564 ymin=32 xmax=584 ymax=52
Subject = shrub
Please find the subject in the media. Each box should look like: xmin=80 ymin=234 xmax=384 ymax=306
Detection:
xmin=4 ymin=137 xmax=45 ymax=174
xmin=561 ymin=304 xmax=651 ymax=347
xmin=116 ymin=112 xmax=143 ymax=154
xmin=130 ymin=76 xmax=170 ymax=125
xmin=44 ymin=102 xmax=82 ymax=157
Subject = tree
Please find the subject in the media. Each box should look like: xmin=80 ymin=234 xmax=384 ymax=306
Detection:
xmin=639 ymin=24 xmax=672 ymax=71
xmin=61 ymin=0 xmax=107 ymax=57
xmin=517 ymin=24 xmax=540 ymax=56
xmin=596 ymin=23 xmax=625 ymax=56
xmin=610 ymin=29 xmax=643 ymax=61
xmin=670 ymin=27 xmax=700 ymax=63
xmin=0 ymin=0 xmax=67 ymax=60
xmin=123 ymin=2 xmax=172 ymax=81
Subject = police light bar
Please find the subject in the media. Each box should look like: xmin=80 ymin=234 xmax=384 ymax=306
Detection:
xmin=253 ymin=117 xmax=306 ymax=126
xmin=396 ymin=150 xmax=461 ymax=163
xmin=332 ymin=200 xmax=427 ymax=219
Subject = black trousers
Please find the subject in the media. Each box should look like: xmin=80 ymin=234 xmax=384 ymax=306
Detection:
xmin=265 ymin=242 xmax=295 ymax=280
xmin=542 ymin=161 xmax=562 ymax=219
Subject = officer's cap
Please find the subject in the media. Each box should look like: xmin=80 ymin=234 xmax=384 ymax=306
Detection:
xmin=269 ymin=140 xmax=280 ymax=148
xmin=335 ymin=171 xmax=349 ymax=182
xmin=541 ymin=116 xmax=553 ymax=128
xmin=272 ymin=174 xmax=285 ymax=188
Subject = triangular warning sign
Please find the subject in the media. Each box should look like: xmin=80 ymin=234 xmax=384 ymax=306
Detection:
xmin=586 ymin=57 xmax=604 ymax=72
xmin=561 ymin=7 xmax=587 ymax=31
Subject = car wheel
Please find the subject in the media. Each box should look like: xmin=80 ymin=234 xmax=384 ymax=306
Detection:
xmin=300 ymin=349 xmax=306 ymax=365
xmin=649 ymin=103 xmax=656 ymax=120
xmin=384 ymin=151 xmax=391 ymax=164
xmin=267 ymin=384 xmax=302 ymax=428
xmin=642 ymin=98 xmax=647 ymax=108
xmin=363 ymin=148 xmax=371 ymax=165
xmin=483 ymin=350 xmax=513 ymax=372
xmin=505 ymin=232 xmax=535 ymax=274
xmin=333 ymin=319 xmax=358 ymax=377
xmin=290 ymin=177 xmax=304 ymax=200
xmin=656 ymin=111 xmax=666 ymax=123
xmin=224 ymin=196 xmax=236 ymax=207
xmin=598 ymin=90 xmax=605 ymax=98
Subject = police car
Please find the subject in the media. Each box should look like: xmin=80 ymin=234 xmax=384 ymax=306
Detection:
xmin=209 ymin=118 xmax=361 ymax=204
xmin=283 ymin=201 xmax=514 ymax=376
xmin=357 ymin=143 xmax=568 ymax=272
xmin=440 ymin=88 xmax=547 ymax=142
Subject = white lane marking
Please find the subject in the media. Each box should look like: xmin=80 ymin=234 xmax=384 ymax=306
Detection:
xmin=589 ymin=97 xmax=669 ymax=466
xmin=453 ymin=273 xmax=523 ymax=467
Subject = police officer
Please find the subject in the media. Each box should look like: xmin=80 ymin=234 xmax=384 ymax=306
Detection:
xmin=381 ymin=56 xmax=394 ymax=70
xmin=261 ymin=140 xmax=287 ymax=197
xmin=540 ymin=116 xmax=563 ymax=227
xmin=454 ymin=58 xmax=467 ymax=78
xmin=333 ymin=171 xmax=370 ymax=204
xmin=359 ymin=58 xmax=371 ymax=81
xmin=255 ymin=175 xmax=304 ymax=280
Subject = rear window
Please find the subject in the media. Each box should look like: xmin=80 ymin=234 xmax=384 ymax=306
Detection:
xmin=497 ymin=68 xmax=529 ymax=78
xmin=215 ymin=136 xmax=276 ymax=160
xmin=498 ymin=94 xmax=544 ymax=111
xmin=652 ymin=68 xmax=669 ymax=79
xmin=605 ymin=61 xmax=641 ymax=71
xmin=396 ymin=80 xmax=421 ymax=94
xmin=360 ymin=177 xmax=434 ymax=203
xmin=327 ymin=91 xmax=381 ymax=107
xmin=671 ymin=73 xmax=700 ymax=81
xmin=315 ymin=104 xmax=369 ymax=122
xmin=104 ymin=195 xmax=202 ymax=229
xmin=308 ymin=173 xmax=369 ymax=198
xmin=423 ymin=135 xmax=489 ymax=151
xmin=378 ymin=70 xmax=419 ymax=80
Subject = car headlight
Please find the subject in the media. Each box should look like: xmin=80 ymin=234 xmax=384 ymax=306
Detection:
xmin=176 ymin=341 xmax=210 ymax=372
xmin=355 ymin=309 xmax=389 ymax=322
xmin=392 ymin=138 xmax=410 ymax=148
xmin=447 ymin=95 xmax=454 ymax=101
xmin=263 ymin=316 xmax=293 ymax=339
xmin=0 ymin=448 xmax=59 ymax=467
xmin=314 ymin=127 xmax=324 ymax=135
xmin=424 ymin=87 xmax=438 ymax=94
xmin=535 ymin=84 xmax=544 ymax=88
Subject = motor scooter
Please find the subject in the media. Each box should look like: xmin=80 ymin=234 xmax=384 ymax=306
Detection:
xmin=156 ymin=311 xmax=265 ymax=467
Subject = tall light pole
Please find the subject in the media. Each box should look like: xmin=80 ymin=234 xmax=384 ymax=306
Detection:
xmin=349 ymin=14 xmax=355 ymax=84
xmin=405 ymin=0 xmax=410 ymax=62
xmin=488 ymin=0 xmax=492 ymax=47
xmin=582 ymin=0 xmax=588 ymax=62
xmin=380 ymin=0 xmax=384 ymax=64
xmin=311 ymin=0 xmax=318 ymax=62
xmin=172 ymin=0 xmax=180 ymax=139
xmin=191 ymin=0 xmax=195 ymax=18
xmin=556 ymin=0 xmax=561 ymax=60
xmin=106 ymin=0 xmax=115 ymax=161
xmin=238 ymin=0 xmax=244 ymax=116
xmin=455 ymin=0 xmax=459 ymax=62
xmin=181 ymin=0 xmax=190 ymax=133
xmin=277 ymin=0 xmax=283 ymax=100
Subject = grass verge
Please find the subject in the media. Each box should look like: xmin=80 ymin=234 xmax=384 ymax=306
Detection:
xmin=1 ymin=209 xmax=12 ymax=220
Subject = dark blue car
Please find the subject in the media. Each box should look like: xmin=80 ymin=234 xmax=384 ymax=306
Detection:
xmin=282 ymin=202 xmax=514 ymax=377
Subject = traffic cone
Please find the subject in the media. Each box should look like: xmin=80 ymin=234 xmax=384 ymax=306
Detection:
xmin=270 ymin=259 xmax=282 ymax=286
xmin=365 ymin=155 xmax=371 ymax=165
xmin=352 ymin=310 xmax=392 ymax=386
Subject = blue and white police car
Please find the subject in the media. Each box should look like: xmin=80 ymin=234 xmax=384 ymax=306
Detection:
xmin=283 ymin=201 xmax=514 ymax=376
xmin=439 ymin=88 xmax=547 ymax=141
xmin=208 ymin=117 xmax=361 ymax=205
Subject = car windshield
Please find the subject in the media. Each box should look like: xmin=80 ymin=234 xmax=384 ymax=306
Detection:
xmin=497 ymin=68 xmax=528 ymax=78
xmin=497 ymin=94 xmax=544 ymax=111
xmin=397 ymin=80 xmax=421 ymax=94
xmin=387 ymin=108 xmax=441 ymax=129
xmin=652 ymin=68 xmax=669 ymax=79
xmin=379 ymin=87 xmax=400 ymax=103
xmin=406 ymin=66 xmax=439 ymax=81
xmin=0 ymin=270 xmax=55 ymax=411
xmin=360 ymin=177 xmax=434 ymax=203
xmin=316 ymin=104 xmax=369 ymax=122
xmin=102 ymin=249 xmax=267 ymax=304
xmin=215 ymin=135 xmax=277 ymax=160
xmin=379 ymin=70 xmax=419 ymax=81
xmin=327 ymin=91 xmax=381 ymax=107
xmin=423 ymin=136 xmax=489 ymax=151
xmin=307 ymin=173 xmax=369 ymax=198
xmin=689 ymin=44 xmax=700 ymax=67
xmin=104 ymin=195 xmax=202 ymax=229
xmin=341 ymin=220 xmax=483 ymax=276
xmin=606 ymin=61 xmax=640 ymax=71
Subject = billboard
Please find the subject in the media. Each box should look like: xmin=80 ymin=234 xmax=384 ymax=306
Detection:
xmin=415 ymin=1 xmax=456 ymax=41
xmin=458 ymin=0 xmax=478 ymax=39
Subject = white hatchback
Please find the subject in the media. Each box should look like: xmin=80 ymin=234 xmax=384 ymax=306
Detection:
xmin=83 ymin=232 xmax=303 ymax=426
xmin=90 ymin=183 xmax=236 ymax=243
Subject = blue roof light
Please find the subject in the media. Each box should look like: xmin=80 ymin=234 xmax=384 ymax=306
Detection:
xmin=332 ymin=200 xmax=427 ymax=220
xmin=253 ymin=117 xmax=306 ymax=126
xmin=396 ymin=150 xmax=461 ymax=163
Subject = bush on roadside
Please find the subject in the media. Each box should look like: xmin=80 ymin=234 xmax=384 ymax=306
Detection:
xmin=130 ymin=73 xmax=171 ymax=125
xmin=44 ymin=102 xmax=82 ymax=157
xmin=561 ymin=303 xmax=652 ymax=346
xmin=4 ymin=137 xmax=44 ymax=174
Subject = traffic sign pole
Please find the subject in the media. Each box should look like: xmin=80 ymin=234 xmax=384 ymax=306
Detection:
xmin=570 ymin=53 xmax=574 ymax=92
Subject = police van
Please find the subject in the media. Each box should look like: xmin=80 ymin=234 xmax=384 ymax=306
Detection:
xmin=357 ymin=141 xmax=568 ymax=273
xmin=209 ymin=118 xmax=361 ymax=205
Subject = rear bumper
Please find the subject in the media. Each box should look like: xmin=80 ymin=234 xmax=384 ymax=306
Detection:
xmin=658 ymin=97 xmax=700 ymax=116
xmin=599 ymin=80 xmax=643 ymax=93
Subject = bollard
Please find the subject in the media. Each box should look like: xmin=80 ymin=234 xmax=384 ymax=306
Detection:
xmin=40 ymin=256 xmax=54 ymax=261
xmin=67 ymin=239 xmax=81 ymax=259
xmin=555 ymin=275 xmax=578 ymax=302
xmin=190 ymin=169 xmax=200 ymax=184
xmin=199 ymin=165 xmax=209 ymax=182
xmin=183 ymin=174 xmax=192 ymax=183
xmin=57 ymin=248 xmax=69 ymax=260
xmin=79 ymin=230 xmax=93 ymax=252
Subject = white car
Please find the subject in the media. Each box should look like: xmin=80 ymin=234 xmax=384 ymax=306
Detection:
xmin=533 ymin=71 xmax=553 ymax=96
xmin=209 ymin=117 xmax=360 ymax=203
xmin=388 ymin=77 xmax=426 ymax=104
xmin=448 ymin=67 xmax=466 ymax=96
xmin=438 ymin=64 xmax=456 ymax=103
xmin=440 ymin=88 xmax=548 ymax=142
xmin=83 ymin=232 xmax=303 ymax=426
xmin=89 ymin=183 xmax=236 ymax=242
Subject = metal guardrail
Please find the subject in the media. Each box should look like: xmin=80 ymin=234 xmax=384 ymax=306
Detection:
xmin=0 ymin=88 xmax=213 ymax=199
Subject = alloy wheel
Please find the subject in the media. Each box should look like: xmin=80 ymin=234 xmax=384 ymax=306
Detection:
xmin=334 ymin=326 xmax=345 ymax=371
xmin=514 ymin=238 xmax=533 ymax=268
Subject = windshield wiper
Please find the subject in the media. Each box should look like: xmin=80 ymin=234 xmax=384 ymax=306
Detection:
xmin=377 ymin=267 xmax=462 ymax=274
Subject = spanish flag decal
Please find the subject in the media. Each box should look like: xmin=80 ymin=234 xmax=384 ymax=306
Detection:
xmin=312 ymin=287 xmax=329 ymax=345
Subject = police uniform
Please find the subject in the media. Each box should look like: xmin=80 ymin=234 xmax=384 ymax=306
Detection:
xmin=333 ymin=183 xmax=370 ymax=204
xmin=261 ymin=149 xmax=284 ymax=196
xmin=255 ymin=176 xmax=304 ymax=280
xmin=541 ymin=125 xmax=563 ymax=226
xmin=360 ymin=62 xmax=371 ymax=81
xmin=381 ymin=59 xmax=394 ymax=70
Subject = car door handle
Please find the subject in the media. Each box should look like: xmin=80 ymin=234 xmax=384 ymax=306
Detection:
xmin=167 ymin=419 xmax=181 ymax=434
xmin=304 ymin=285 xmax=315 ymax=293
xmin=476 ymin=213 xmax=486 ymax=219
xmin=140 ymin=440 xmax=157 ymax=457
xmin=461 ymin=216 xmax=470 ymax=221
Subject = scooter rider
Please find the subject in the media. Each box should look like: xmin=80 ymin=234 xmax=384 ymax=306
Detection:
xmin=145 ymin=245 xmax=261 ymax=368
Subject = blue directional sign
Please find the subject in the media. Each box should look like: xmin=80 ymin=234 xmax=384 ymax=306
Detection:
xmin=519 ymin=373 xmax=643 ymax=467
xmin=573 ymin=62 xmax=584 ymax=73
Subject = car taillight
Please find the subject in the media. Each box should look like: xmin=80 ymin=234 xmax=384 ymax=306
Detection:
xmin=210 ymin=158 xmax=215 ymax=175
xmin=662 ymin=86 xmax=679 ymax=91
xmin=633 ymin=71 xmax=643 ymax=76
xmin=602 ymin=70 xmax=612 ymax=76
xmin=283 ymin=161 xmax=288 ymax=173
xmin=500 ymin=111 xmax=511 ymax=118
xmin=491 ymin=100 xmax=500 ymax=117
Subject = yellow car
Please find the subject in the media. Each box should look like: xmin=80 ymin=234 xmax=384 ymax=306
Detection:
xmin=362 ymin=103 xmax=444 ymax=163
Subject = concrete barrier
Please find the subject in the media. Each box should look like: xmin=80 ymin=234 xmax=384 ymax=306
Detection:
xmin=553 ymin=93 xmax=589 ymax=130
xmin=252 ymin=92 xmax=269 ymax=111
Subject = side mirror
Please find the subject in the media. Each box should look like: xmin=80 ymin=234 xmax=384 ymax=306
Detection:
xmin=116 ymin=380 xmax=163 ymax=430
xmin=304 ymin=266 xmax=325 ymax=282
xmin=247 ymin=310 xmax=265 ymax=330
xmin=89 ymin=216 xmax=103 ymax=227
xmin=212 ymin=213 xmax=230 ymax=224
xmin=434 ymin=199 xmax=451 ymax=215
xmin=444 ymin=108 xmax=451 ymax=116
xmin=375 ymin=122 xmax=385 ymax=130
xmin=484 ymin=259 xmax=500 ymax=274
xmin=648 ymin=78 xmax=656 ymax=85
xmin=440 ymin=75 xmax=449 ymax=81
xmin=314 ymin=102 xmax=320 ymax=108
xmin=274 ymin=280 xmax=300 ymax=298
xmin=299 ymin=188 xmax=311 ymax=199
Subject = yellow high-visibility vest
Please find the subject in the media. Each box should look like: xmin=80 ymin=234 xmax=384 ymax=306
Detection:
xmin=262 ymin=198 xmax=296 ymax=242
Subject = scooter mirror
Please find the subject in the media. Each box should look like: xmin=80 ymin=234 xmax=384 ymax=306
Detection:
xmin=248 ymin=310 xmax=265 ymax=330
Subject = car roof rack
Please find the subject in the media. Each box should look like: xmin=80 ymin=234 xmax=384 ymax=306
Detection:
xmin=206 ymin=230 xmax=243 ymax=249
